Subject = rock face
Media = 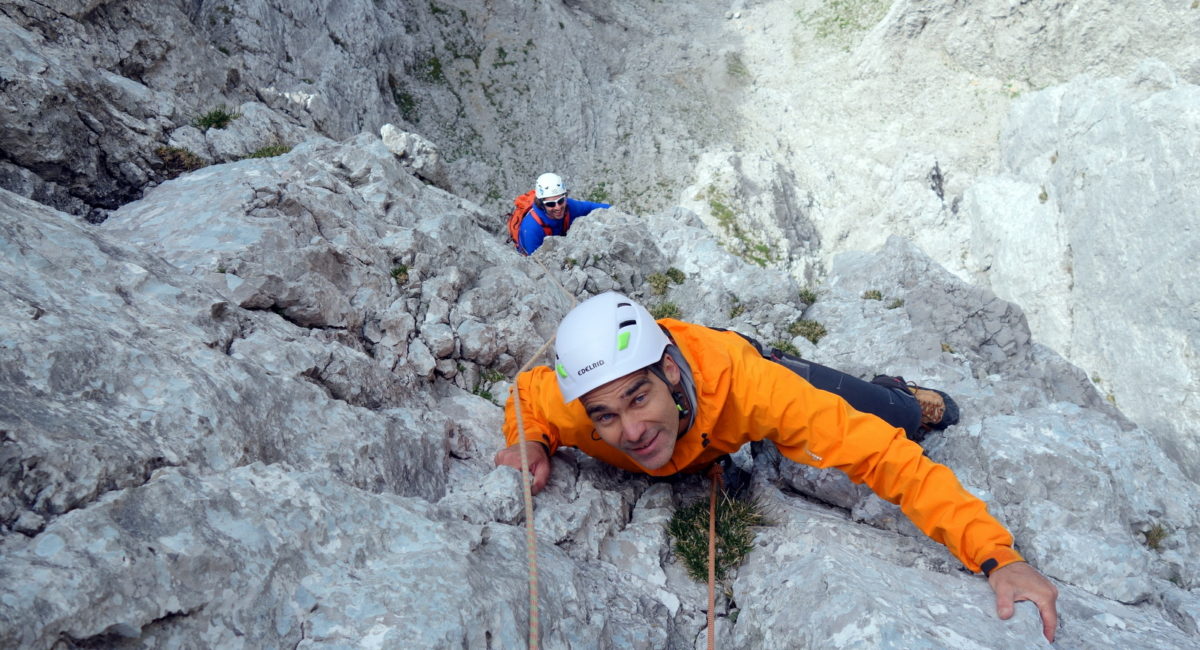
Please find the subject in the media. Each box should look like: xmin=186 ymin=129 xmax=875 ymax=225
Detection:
xmin=962 ymin=61 xmax=1200 ymax=481
xmin=2 ymin=0 xmax=1200 ymax=648
xmin=3 ymin=1 xmax=1196 ymax=458
xmin=3 ymin=135 xmax=1200 ymax=647
xmin=0 ymin=0 xmax=730 ymax=219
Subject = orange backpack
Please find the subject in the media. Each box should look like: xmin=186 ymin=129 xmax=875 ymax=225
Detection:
xmin=507 ymin=190 xmax=571 ymax=253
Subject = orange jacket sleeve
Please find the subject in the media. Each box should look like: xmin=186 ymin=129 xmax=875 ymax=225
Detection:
xmin=710 ymin=327 xmax=1023 ymax=573
xmin=502 ymin=366 xmax=568 ymax=454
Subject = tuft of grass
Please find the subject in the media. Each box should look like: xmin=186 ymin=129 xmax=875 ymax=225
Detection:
xmin=749 ymin=244 xmax=772 ymax=265
xmin=862 ymin=289 xmax=883 ymax=301
xmin=798 ymin=287 xmax=818 ymax=305
xmin=728 ymin=297 xmax=746 ymax=319
xmin=886 ymin=298 xmax=904 ymax=309
xmin=771 ymin=340 xmax=800 ymax=356
xmin=246 ymin=143 xmax=292 ymax=159
xmin=155 ymin=146 xmax=207 ymax=179
xmin=650 ymin=302 xmax=681 ymax=320
xmin=787 ymin=319 xmax=827 ymax=345
xmin=1144 ymin=523 xmax=1169 ymax=551
xmin=647 ymin=273 xmax=671 ymax=296
xmin=418 ymin=55 xmax=445 ymax=83
xmin=388 ymin=72 xmax=418 ymax=122
xmin=709 ymin=192 xmax=737 ymax=233
xmin=725 ymin=51 xmax=750 ymax=82
xmin=390 ymin=265 xmax=409 ymax=284
xmin=941 ymin=342 xmax=955 ymax=354
xmin=492 ymin=45 xmax=513 ymax=68
xmin=667 ymin=496 xmax=766 ymax=583
xmin=585 ymin=181 xmax=611 ymax=203
xmin=648 ymin=268 xmax=687 ymax=296
xmin=803 ymin=0 xmax=890 ymax=39
xmin=194 ymin=105 xmax=241 ymax=131
xmin=698 ymin=184 xmax=775 ymax=267
xmin=472 ymin=368 xmax=506 ymax=405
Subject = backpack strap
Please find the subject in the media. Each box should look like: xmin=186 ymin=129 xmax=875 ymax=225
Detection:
xmin=526 ymin=207 xmax=554 ymax=237
xmin=710 ymin=327 xmax=811 ymax=380
xmin=529 ymin=201 xmax=572 ymax=236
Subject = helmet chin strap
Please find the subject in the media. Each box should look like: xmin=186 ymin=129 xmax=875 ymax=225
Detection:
xmin=672 ymin=390 xmax=691 ymax=418
xmin=647 ymin=363 xmax=692 ymax=427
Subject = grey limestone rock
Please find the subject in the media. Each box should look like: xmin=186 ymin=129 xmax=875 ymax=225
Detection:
xmin=380 ymin=123 xmax=449 ymax=191
xmin=962 ymin=64 xmax=1200 ymax=482
xmin=3 ymin=0 xmax=1200 ymax=647
xmin=4 ymin=129 xmax=1200 ymax=646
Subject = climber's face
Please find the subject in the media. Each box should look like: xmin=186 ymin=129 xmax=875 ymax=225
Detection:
xmin=579 ymin=355 xmax=682 ymax=470
xmin=542 ymin=193 xmax=567 ymax=218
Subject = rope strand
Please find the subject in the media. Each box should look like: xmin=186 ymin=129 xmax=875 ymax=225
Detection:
xmin=512 ymin=380 xmax=542 ymax=648
xmin=511 ymin=255 xmax=580 ymax=649
xmin=707 ymin=463 xmax=724 ymax=650
xmin=511 ymin=336 xmax=555 ymax=650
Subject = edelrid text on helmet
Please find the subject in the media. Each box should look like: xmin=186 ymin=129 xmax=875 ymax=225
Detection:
xmin=554 ymin=291 xmax=670 ymax=403
xmin=535 ymin=172 xmax=568 ymax=200
xmin=577 ymin=359 xmax=605 ymax=376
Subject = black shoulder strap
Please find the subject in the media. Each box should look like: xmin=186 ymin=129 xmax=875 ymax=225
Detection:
xmin=709 ymin=326 xmax=811 ymax=380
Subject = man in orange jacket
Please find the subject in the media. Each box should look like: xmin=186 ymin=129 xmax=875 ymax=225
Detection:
xmin=495 ymin=291 xmax=1059 ymax=642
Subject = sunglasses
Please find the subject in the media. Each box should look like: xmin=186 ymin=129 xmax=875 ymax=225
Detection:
xmin=542 ymin=197 xmax=566 ymax=208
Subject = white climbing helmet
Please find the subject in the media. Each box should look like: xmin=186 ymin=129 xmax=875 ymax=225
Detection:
xmin=554 ymin=291 xmax=671 ymax=403
xmin=535 ymin=172 xmax=568 ymax=200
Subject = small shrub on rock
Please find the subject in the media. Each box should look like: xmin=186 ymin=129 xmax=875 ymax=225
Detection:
xmin=647 ymin=273 xmax=671 ymax=296
xmin=194 ymin=105 xmax=241 ymax=131
xmin=390 ymin=265 xmax=409 ymax=284
xmin=667 ymin=496 xmax=766 ymax=582
xmin=771 ymin=340 xmax=800 ymax=356
xmin=650 ymin=302 xmax=681 ymax=319
xmin=247 ymin=143 xmax=292 ymax=159
xmin=787 ymin=319 xmax=827 ymax=344
xmin=155 ymin=146 xmax=207 ymax=179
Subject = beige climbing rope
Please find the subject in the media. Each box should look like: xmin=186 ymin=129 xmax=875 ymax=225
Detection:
xmin=707 ymin=463 xmax=724 ymax=650
xmin=510 ymin=256 xmax=580 ymax=649
xmin=511 ymin=339 xmax=553 ymax=650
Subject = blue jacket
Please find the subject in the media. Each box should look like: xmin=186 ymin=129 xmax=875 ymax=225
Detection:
xmin=517 ymin=198 xmax=611 ymax=255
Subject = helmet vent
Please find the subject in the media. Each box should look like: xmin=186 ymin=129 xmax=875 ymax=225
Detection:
xmin=618 ymin=319 xmax=636 ymax=328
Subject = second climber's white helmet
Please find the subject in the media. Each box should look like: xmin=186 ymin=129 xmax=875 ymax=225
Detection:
xmin=535 ymin=172 xmax=568 ymax=200
xmin=554 ymin=291 xmax=671 ymax=403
